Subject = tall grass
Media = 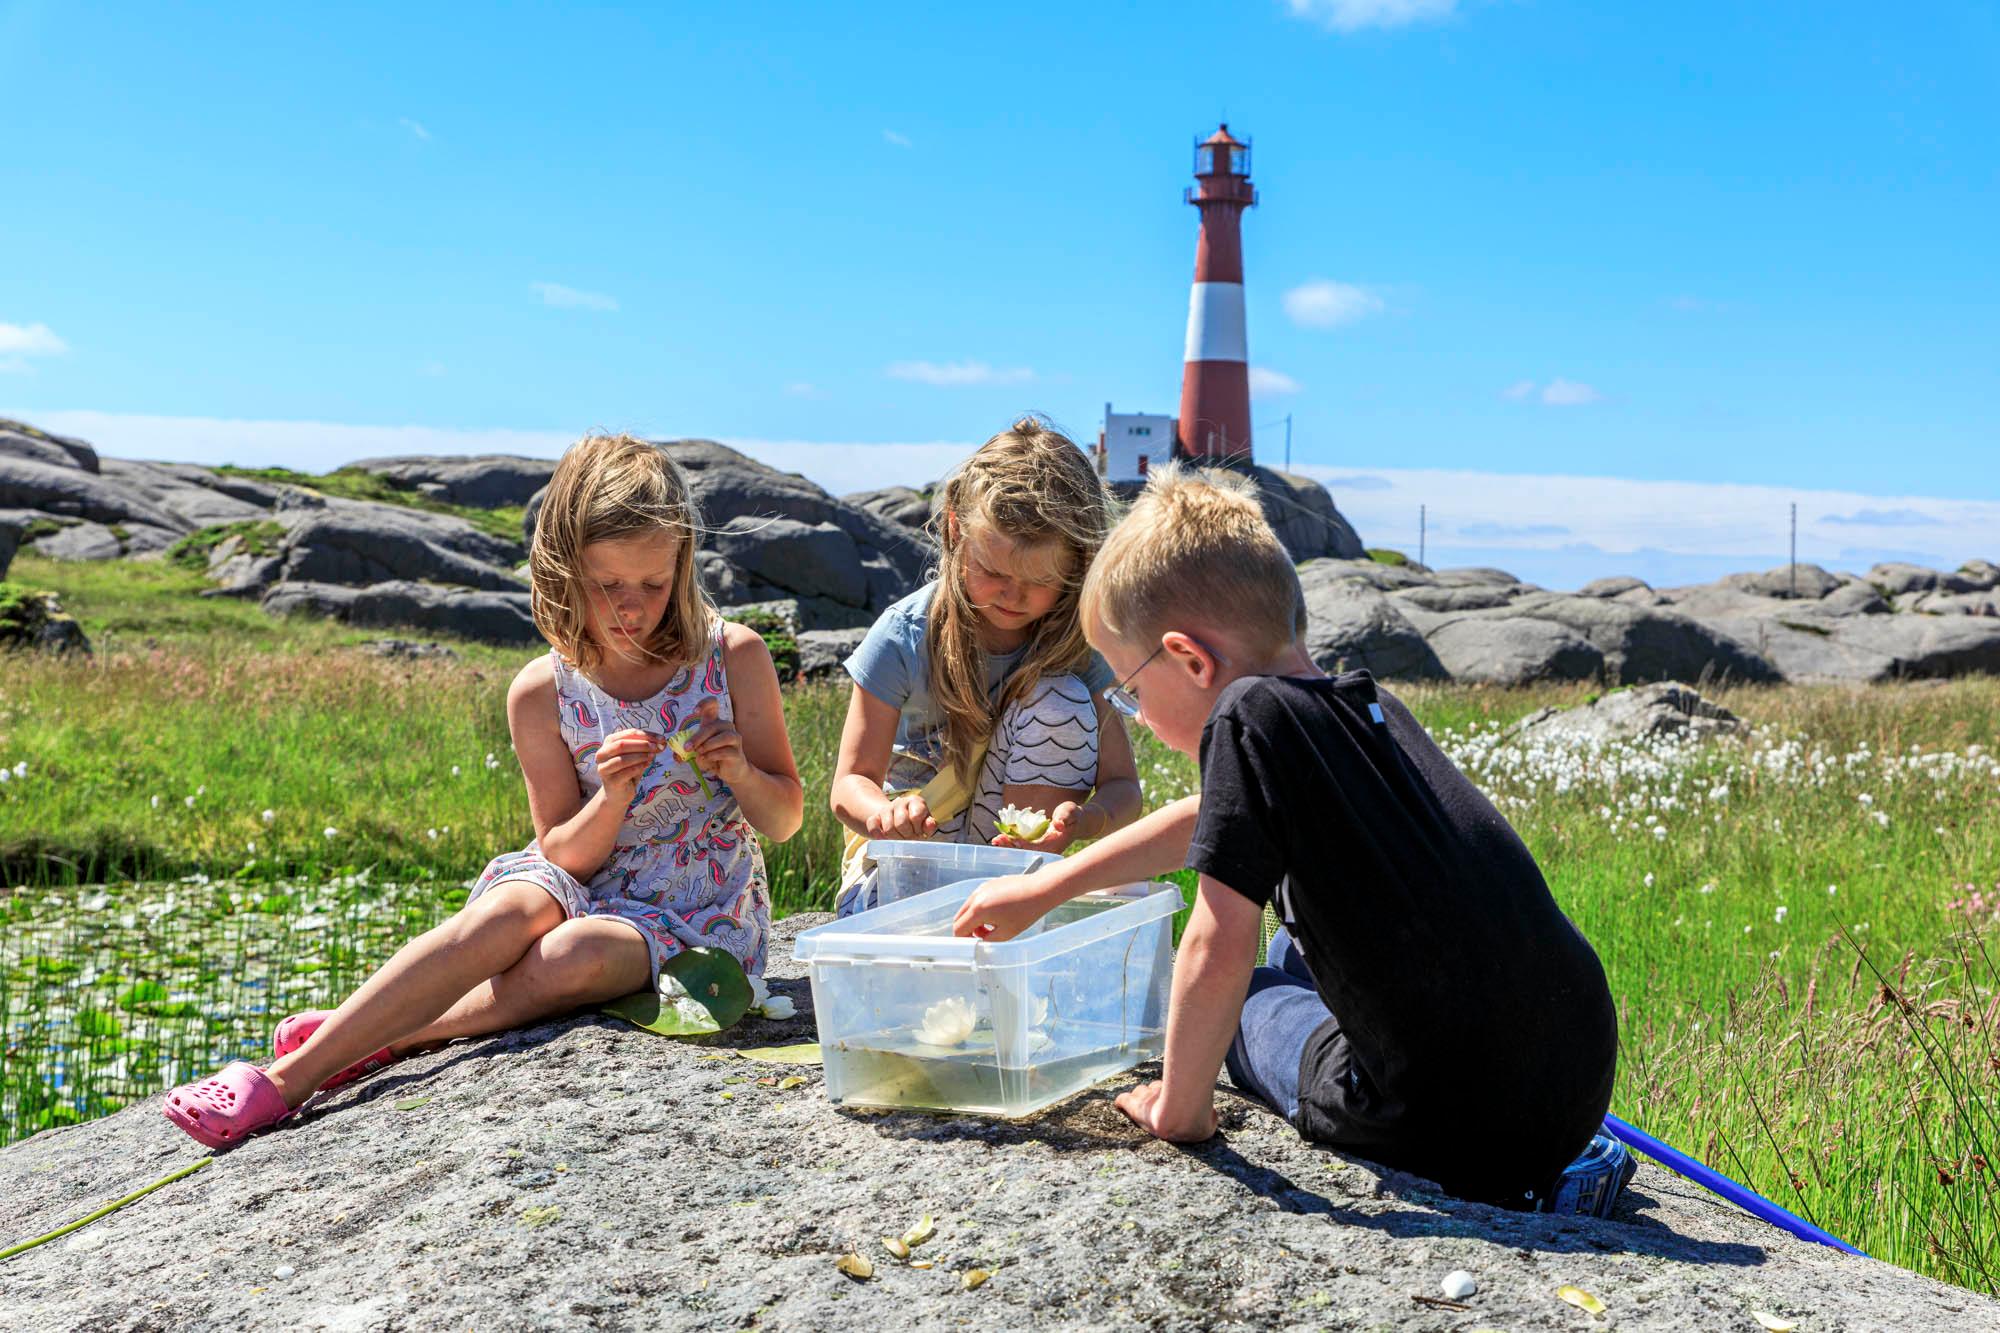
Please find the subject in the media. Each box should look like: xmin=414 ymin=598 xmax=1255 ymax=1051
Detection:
xmin=2 ymin=554 xmax=1997 ymax=1288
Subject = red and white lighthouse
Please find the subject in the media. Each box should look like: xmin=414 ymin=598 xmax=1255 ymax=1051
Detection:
xmin=1176 ymin=124 xmax=1257 ymax=466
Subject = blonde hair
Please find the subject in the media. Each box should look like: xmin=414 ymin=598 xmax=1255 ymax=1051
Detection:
xmin=529 ymin=434 xmax=716 ymax=673
xmin=926 ymin=416 xmax=1110 ymax=784
xmin=1081 ymin=463 xmax=1300 ymax=662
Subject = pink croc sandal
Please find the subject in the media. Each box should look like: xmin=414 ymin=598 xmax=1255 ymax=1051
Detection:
xmin=272 ymin=1010 xmax=401 ymax=1093
xmin=163 ymin=1061 xmax=294 ymax=1149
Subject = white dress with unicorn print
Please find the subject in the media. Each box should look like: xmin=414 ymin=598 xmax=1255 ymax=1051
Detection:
xmin=467 ymin=623 xmax=771 ymax=983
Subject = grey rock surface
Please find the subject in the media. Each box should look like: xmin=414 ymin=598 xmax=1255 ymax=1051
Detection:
xmin=0 ymin=454 xmax=185 ymax=531
xmin=1461 ymin=593 xmax=1782 ymax=686
xmin=350 ymin=454 xmax=557 ymax=508
xmin=1719 ymin=563 xmax=1844 ymax=601
xmin=1575 ymin=576 xmax=1649 ymax=599
xmin=843 ymin=484 xmax=934 ymax=533
xmin=1246 ymin=465 xmax=1367 ymax=562
xmin=262 ymin=580 xmax=539 ymax=645
xmin=275 ymin=500 xmax=526 ymax=593
xmin=0 ymin=515 xmax=17 ymax=580
xmin=0 ymin=418 xmax=98 ymax=472
xmin=99 ymin=458 xmax=271 ymax=530
xmin=1508 ymin=682 xmax=1747 ymax=747
xmin=1425 ymin=617 xmax=1605 ymax=687
xmin=1 ymin=914 xmax=1988 ymax=1332
xmin=797 ymin=627 xmax=868 ymax=680
xmin=1298 ymin=569 xmax=1447 ymax=680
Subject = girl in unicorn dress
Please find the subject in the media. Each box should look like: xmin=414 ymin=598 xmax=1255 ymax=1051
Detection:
xmin=164 ymin=435 xmax=802 ymax=1148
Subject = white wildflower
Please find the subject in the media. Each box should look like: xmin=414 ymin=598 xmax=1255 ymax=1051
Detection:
xmin=427 ymin=828 xmax=439 ymax=841
xmin=150 ymin=794 xmax=161 ymax=809
xmin=1827 ymin=883 xmax=1838 ymax=896
xmin=1774 ymin=906 xmax=1788 ymax=924
xmin=451 ymin=765 xmax=461 ymax=777
xmin=1642 ymin=873 xmax=1655 ymax=888
xmin=260 ymin=808 xmax=275 ymax=824
xmin=11 ymin=761 xmax=24 ymax=778
xmin=184 ymin=795 xmax=196 ymax=809
xmin=323 ymin=826 xmax=339 ymax=839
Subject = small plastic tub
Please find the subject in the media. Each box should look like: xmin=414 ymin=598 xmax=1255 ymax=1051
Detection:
xmin=795 ymin=877 xmax=1183 ymax=1118
xmin=861 ymin=840 xmax=1057 ymax=911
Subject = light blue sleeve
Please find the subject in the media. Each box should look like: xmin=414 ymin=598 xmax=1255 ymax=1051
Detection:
xmin=845 ymin=605 xmax=919 ymax=709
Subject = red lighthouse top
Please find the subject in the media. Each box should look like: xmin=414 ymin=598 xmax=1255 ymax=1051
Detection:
xmin=1190 ymin=124 xmax=1256 ymax=206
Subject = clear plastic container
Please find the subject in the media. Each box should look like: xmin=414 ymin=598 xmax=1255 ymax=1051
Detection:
xmin=861 ymin=840 xmax=1058 ymax=910
xmin=795 ymin=877 xmax=1183 ymax=1118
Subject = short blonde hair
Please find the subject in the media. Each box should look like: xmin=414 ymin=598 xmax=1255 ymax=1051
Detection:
xmin=530 ymin=434 xmax=716 ymax=673
xmin=1080 ymin=464 xmax=1300 ymax=661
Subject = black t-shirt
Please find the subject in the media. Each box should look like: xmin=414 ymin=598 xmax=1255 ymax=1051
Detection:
xmin=1188 ymin=670 xmax=1617 ymax=1204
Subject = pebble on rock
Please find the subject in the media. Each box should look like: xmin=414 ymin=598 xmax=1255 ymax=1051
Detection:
xmin=273 ymin=1265 xmax=296 ymax=1280
xmin=1440 ymin=1269 xmax=1476 ymax=1299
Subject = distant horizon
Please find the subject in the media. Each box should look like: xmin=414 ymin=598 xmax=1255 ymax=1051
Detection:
xmin=13 ymin=406 xmax=1995 ymax=594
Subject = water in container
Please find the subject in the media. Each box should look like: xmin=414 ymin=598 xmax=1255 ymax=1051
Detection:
xmin=860 ymin=840 xmax=1058 ymax=911
xmin=795 ymin=877 xmax=1182 ymax=1118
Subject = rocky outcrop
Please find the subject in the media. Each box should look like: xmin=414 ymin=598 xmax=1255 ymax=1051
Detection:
xmin=1 ymin=913 xmax=1987 ymax=1332
xmin=262 ymin=580 xmax=538 ymax=645
xmin=0 ymin=585 xmax=90 ymax=654
xmin=0 ymin=418 xmax=98 ymax=472
xmin=843 ymin=484 xmax=934 ymax=533
xmin=1298 ymin=565 xmax=1446 ymax=680
xmin=349 ymin=455 xmax=556 ymax=508
xmin=797 ymin=627 xmax=868 ymax=681
xmin=1508 ymin=682 xmax=1747 ymax=747
xmin=0 ymin=515 xmax=18 ymax=580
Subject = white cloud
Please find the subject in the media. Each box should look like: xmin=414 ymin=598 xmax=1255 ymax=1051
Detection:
xmin=0 ymin=322 xmax=68 ymax=357
xmin=1249 ymin=367 xmax=1302 ymax=396
xmin=531 ymin=282 xmax=619 ymax=312
xmin=1500 ymin=379 xmax=1536 ymax=401
xmin=885 ymin=360 xmax=1034 ymax=387
xmin=883 ymin=129 xmax=912 ymax=148
xmin=1540 ymin=378 xmax=1601 ymax=406
xmin=1822 ymin=507 xmax=1943 ymax=528
xmin=1282 ymin=279 xmax=1384 ymax=329
xmin=1290 ymin=462 xmax=2000 ymax=589
xmin=1283 ymin=0 xmax=1458 ymax=33
xmin=399 ymin=117 xmax=432 ymax=142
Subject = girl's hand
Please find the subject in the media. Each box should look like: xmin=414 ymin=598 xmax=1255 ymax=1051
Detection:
xmin=990 ymin=800 xmax=1092 ymax=854
xmin=595 ymin=728 xmax=665 ymax=800
xmin=1114 ymin=1080 xmax=1218 ymax=1144
xmin=686 ymin=698 xmax=749 ymax=787
xmin=951 ymin=872 xmax=1052 ymax=941
xmin=865 ymin=791 xmax=935 ymax=841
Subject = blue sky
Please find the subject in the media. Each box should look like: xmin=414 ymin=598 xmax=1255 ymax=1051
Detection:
xmin=5 ymin=1 xmax=1996 ymax=586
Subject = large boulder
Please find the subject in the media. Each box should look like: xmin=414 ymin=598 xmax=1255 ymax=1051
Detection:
xmin=31 ymin=520 xmax=180 ymax=561
xmin=1298 ymin=566 xmax=1446 ymax=679
xmin=0 ymin=585 xmax=91 ymax=654
xmin=843 ymin=484 xmax=934 ymax=533
xmin=350 ymin=455 xmax=557 ymax=508
xmin=1454 ymin=592 xmax=1781 ymax=686
xmin=709 ymin=517 xmax=868 ymax=608
xmin=1425 ymin=617 xmax=1605 ymax=686
xmin=272 ymin=494 xmax=526 ymax=594
xmin=0 ymin=418 xmax=97 ymax=472
xmin=98 ymin=458 xmax=272 ymax=530
xmin=0 ymin=515 xmax=17 ymax=580
xmin=0 ymin=454 xmax=185 ymax=532
xmin=1391 ymin=582 xmax=1534 ymax=613
xmin=1245 ymin=465 xmax=1366 ymax=562
xmin=262 ymin=580 xmax=538 ymax=645
xmin=3 ymin=913 xmax=1989 ymax=1332
xmin=797 ymin=626 xmax=868 ymax=681
xmin=1575 ymin=576 xmax=1649 ymax=600
xmin=1719 ymin=563 xmax=1844 ymax=601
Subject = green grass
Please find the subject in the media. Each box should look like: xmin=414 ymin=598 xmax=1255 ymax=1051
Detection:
xmin=1 ymin=559 xmax=1997 ymax=1291
xmin=212 ymin=464 xmax=528 ymax=545
xmin=164 ymin=519 xmax=286 ymax=572
xmin=1365 ymin=547 xmax=1410 ymax=566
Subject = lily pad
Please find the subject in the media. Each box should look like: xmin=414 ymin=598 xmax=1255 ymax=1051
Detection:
xmin=601 ymin=948 xmax=753 ymax=1036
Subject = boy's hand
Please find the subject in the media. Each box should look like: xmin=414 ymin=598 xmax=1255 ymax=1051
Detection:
xmin=685 ymin=698 xmax=749 ymax=786
xmin=1114 ymin=1080 xmax=1218 ymax=1143
xmin=865 ymin=791 xmax=936 ymax=841
xmin=990 ymin=800 xmax=1092 ymax=854
xmin=952 ymin=873 xmax=1053 ymax=940
xmin=595 ymin=728 xmax=666 ymax=800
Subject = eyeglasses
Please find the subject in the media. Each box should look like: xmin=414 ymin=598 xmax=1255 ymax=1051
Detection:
xmin=1102 ymin=643 xmax=1167 ymax=719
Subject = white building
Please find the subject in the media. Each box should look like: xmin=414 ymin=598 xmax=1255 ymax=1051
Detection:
xmin=1094 ymin=403 xmax=1176 ymax=483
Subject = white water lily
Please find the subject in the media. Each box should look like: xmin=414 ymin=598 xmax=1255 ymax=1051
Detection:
xmin=994 ymin=804 xmax=1051 ymax=842
xmin=760 ymin=994 xmax=797 ymax=1021
xmin=915 ymin=995 xmax=977 ymax=1047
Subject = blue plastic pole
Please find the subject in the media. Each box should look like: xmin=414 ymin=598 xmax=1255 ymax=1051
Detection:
xmin=1602 ymin=1113 xmax=1866 ymax=1257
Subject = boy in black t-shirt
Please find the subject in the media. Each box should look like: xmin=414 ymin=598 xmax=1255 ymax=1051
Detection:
xmin=953 ymin=467 xmax=1618 ymax=1208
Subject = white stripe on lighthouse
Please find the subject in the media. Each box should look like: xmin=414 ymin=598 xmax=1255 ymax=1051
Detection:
xmin=1183 ymin=281 xmax=1247 ymax=364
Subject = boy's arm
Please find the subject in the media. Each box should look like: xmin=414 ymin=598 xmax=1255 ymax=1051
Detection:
xmin=1114 ymin=875 xmax=1261 ymax=1142
xmin=951 ymin=794 xmax=1200 ymax=939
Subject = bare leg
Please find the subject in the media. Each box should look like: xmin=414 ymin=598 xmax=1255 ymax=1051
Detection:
xmin=391 ymin=916 xmax=652 ymax=1052
xmin=264 ymin=880 xmax=563 ymax=1107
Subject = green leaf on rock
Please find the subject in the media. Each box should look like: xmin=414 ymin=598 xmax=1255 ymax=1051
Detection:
xmin=732 ymin=1042 xmax=823 ymax=1065
xmin=601 ymin=948 xmax=753 ymax=1037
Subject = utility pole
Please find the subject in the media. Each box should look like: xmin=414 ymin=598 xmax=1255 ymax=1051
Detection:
xmin=1419 ymin=504 xmax=1427 ymax=568
xmin=1283 ymin=414 xmax=1292 ymax=473
xmin=1789 ymin=503 xmax=1797 ymax=599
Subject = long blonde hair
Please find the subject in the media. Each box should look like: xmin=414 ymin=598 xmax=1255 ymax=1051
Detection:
xmin=925 ymin=417 xmax=1110 ymax=783
xmin=529 ymin=434 xmax=716 ymax=673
